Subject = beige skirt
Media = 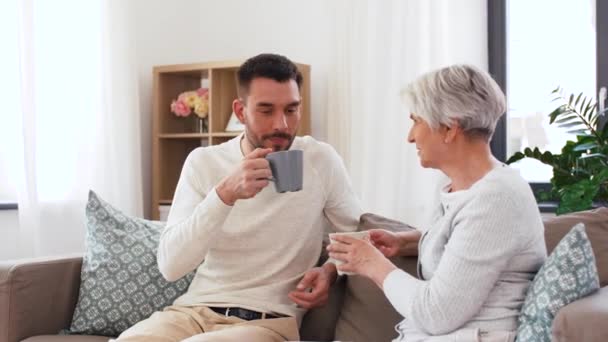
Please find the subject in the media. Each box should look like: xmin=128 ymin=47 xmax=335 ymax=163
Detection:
xmin=396 ymin=326 xmax=516 ymax=342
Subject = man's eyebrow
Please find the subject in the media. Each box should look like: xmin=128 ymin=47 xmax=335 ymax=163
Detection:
xmin=255 ymin=102 xmax=273 ymax=107
xmin=255 ymin=101 xmax=301 ymax=107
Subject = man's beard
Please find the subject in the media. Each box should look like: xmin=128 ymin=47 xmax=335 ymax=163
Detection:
xmin=245 ymin=128 xmax=294 ymax=152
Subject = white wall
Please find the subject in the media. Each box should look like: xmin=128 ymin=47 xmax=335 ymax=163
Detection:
xmin=0 ymin=210 xmax=20 ymax=260
xmin=130 ymin=0 xmax=334 ymax=218
xmin=0 ymin=1 xmax=488 ymax=259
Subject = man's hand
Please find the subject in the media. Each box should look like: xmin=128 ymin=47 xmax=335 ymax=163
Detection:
xmin=288 ymin=264 xmax=336 ymax=309
xmin=216 ymin=148 xmax=273 ymax=206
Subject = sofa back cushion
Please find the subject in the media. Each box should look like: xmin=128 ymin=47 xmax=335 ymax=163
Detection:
xmin=543 ymin=207 xmax=608 ymax=286
xmin=334 ymin=213 xmax=418 ymax=342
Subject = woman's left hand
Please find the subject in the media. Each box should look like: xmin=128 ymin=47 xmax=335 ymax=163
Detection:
xmin=327 ymin=235 xmax=397 ymax=287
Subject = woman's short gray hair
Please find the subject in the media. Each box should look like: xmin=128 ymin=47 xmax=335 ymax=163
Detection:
xmin=401 ymin=64 xmax=506 ymax=141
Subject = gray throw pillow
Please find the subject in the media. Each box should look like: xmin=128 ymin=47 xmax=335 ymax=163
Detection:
xmin=517 ymin=223 xmax=599 ymax=342
xmin=66 ymin=191 xmax=194 ymax=337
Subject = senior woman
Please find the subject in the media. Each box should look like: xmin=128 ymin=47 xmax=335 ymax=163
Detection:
xmin=328 ymin=65 xmax=547 ymax=342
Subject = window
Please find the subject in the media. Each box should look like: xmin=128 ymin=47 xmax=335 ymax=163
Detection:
xmin=489 ymin=0 xmax=608 ymax=187
xmin=0 ymin=0 xmax=102 ymax=210
xmin=0 ymin=0 xmax=21 ymax=208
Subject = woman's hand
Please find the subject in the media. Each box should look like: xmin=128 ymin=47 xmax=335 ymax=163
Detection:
xmin=327 ymin=235 xmax=397 ymax=288
xmin=369 ymin=229 xmax=422 ymax=257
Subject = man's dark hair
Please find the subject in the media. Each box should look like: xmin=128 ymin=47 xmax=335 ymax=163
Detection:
xmin=237 ymin=53 xmax=303 ymax=98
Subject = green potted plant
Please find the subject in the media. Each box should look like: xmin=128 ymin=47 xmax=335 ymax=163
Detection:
xmin=506 ymin=86 xmax=608 ymax=215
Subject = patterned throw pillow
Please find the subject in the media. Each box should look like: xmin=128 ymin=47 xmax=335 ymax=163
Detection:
xmin=66 ymin=191 xmax=194 ymax=337
xmin=517 ymin=223 xmax=599 ymax=342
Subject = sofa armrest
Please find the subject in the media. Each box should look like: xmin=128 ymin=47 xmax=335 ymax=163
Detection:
xmin=0 ymin=255 xmax=83 ymax=342
xmin=552 ymin=286 xmax=608 ymax=342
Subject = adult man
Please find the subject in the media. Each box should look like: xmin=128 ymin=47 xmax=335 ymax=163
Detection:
xmin=116 ymin=53 xmax=362 ymax=341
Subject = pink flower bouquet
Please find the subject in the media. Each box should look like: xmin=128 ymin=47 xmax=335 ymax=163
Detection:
xmin=170 ymin=88 xmax=209 ymax=118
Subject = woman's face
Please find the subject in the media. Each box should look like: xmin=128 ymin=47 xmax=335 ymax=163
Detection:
xmin=407 ymin=113 xmax=448 ymax=169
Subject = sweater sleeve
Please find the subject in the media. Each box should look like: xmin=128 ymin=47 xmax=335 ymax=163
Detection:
xmin=157 ymin=151 xmax=233 ymax=281
xmin=320 ymin=144 xmax=363 ymax=233
xmin=383 ymin=193 xmax=523 ymax=335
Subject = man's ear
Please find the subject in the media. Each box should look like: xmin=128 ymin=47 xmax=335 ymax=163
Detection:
xmin=232 ymin=98 xmax=246 ymax=124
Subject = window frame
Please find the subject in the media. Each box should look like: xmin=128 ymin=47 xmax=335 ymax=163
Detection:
xmin=487 ymin=0 xmax=607 ymax=212
xmin=0 ymin=203 xmax=18 ymax=210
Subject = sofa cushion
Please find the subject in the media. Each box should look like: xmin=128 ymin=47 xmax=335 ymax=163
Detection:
xmin=22 ymin=335 xmax=109 ymax=342
xmin=334 ymin=213 xmax=418 ymax=342
xmin=65 ymin=191 xmax=194 ymax=337
xmin=299 ymin=276 xmax=346 ymax=341
xmin=517 ymin=223 xmax=600 ymax=342
xmin=552 ymin=286 xmax=608 ymax=342
xmin=543 ymin=207 xmax=608 ymax=286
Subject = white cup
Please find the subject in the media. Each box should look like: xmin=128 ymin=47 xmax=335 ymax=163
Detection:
xmin=329 ymin=231 xmax=370 ymax=276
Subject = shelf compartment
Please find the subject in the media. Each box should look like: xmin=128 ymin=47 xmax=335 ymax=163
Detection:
xmin=158 ymin=133 xmax=210 ymax=139
xmin=157 ymin=139 xmax=202 ymax=202
xmin=155 ymin=70 xmax=210 ymax=134
xmin=210 ymin=68 xmax=239 ymax=134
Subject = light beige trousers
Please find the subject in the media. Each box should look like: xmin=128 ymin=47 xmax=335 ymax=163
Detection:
xmin=114 ymin=305 xmax=299 ymax=342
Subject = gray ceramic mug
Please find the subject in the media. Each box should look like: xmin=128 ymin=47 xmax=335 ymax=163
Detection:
xmin=266 ymin=150 xmax=303 ymax=193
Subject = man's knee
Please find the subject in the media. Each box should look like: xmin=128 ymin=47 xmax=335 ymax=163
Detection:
xmin=181 ymin=326 xmax=284 ymax=342
xmin=115 ymin=308 xmax=202 ymax=342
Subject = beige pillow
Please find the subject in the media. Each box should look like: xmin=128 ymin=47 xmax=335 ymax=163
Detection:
xmin=543 ymin=207 xmax=608 ymax=286
xmin=335 ymin=213 xmax=418 ymax=342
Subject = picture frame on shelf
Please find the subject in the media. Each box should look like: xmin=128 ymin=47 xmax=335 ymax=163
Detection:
xmin=224 ymin=111 xmax=245 ymax=132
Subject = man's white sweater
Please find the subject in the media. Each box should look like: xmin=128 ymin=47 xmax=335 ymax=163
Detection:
xmin=383 ymin=166 xmax=547 ymax=339
xmin=157 ymin=135 xmax=362 ymax=323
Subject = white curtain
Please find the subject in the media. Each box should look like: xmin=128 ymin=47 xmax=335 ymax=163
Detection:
xmin=0 ymin=0 xmax=143 ymax=258
xmin=327 ymin=0 xmax=488 ymax=228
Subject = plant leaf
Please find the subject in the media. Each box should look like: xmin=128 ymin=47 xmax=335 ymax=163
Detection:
xmin=506 ymin=152 xmax=525 ymax=164
xmin=584 ymin=103 xmax=596 ymax=121
xmin=559 ymin=122 xmax=584 ymax=129
xmin=590 ymin=116 xmax=598 ymax=127
xmin=554 ymin=115 xmax=579 ymax=124
xmin=578 ymin=97 xmax=589 ymax=116
xmin=567 ymin=129 xmax=588 ymax=135
xmin=574 ymin=92 xmax=583 ymax=107
xmin=579 ymin=153 xmax=607 ymax=160
xmin=572 ymin=142 xmax=599 ymax=151
xmin=549 ymin=105 xmax=570 ymax=123
xmin=540 ymin=151 xmax=554 ymax=164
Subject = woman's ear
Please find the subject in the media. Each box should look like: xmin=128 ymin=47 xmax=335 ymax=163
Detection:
xmin=443 ymin=123 xmax=462 ymax=144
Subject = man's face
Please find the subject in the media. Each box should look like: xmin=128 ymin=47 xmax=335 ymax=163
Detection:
xmin=235 ymin=77 xmax=301 ymax=152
